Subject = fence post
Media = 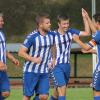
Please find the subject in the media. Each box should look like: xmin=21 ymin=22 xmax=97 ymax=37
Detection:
xmin=74 ymin=53 xmax=77 ymax=78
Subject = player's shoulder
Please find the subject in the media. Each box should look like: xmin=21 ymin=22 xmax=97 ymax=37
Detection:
xmin=67 ymin=28 xmax=77 ymax=32
xmin=26 ymin=30 xmax=39 ymax=39
xmin=67 ymin=28 xmax=80 ymax=35
xmin=93 ymin=30 xmax=100 ymax=37
xmin=48 ymin=30 xmax=56 ymax=36
xmin=92 ymin=30 xmax=100 ymax=42
xmin=51 ymin=30 xmax=58 ymax=36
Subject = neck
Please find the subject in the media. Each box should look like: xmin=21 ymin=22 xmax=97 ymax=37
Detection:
xmin=58 ymin=28 xmax=65 ymax=35
xmin=38 ymin=28 xmax=47 ymax=36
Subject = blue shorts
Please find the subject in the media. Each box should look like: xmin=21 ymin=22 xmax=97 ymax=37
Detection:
xmin=92 ymin=65 xmax=100 ymax=91
xmin=50 ymin=63 xmax=70 ymax=87
xmin=0 ymin=71 xmax=10 ymax=93
xmin=23 ymin=72 xmax=49 ymax=96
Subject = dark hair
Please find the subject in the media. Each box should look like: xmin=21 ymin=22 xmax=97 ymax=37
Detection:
xmin=35 ymin=13 xmax=50 ymax=25
xmin=57 ymin=14 xmax=69 ymax=23
xmin=93 ymin=13 xmax=100 ymax=23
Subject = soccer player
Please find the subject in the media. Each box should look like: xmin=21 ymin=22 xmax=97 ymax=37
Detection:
xmin=50 ymin=10 xmax=90 ymax=100
xmin=73 ymin=9 xmax=100 ymax=100
xmin=18 ymin=13 xmax=55 ymax=100
xmin=0 ymin=13 xmax=20 ymax=100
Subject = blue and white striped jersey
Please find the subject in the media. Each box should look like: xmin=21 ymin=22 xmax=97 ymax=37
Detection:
xmin=0 ymin=29 xmax=6 ymax=64
xmin=22 ymin=30 xmax=55 ymax=73
xmin=54 ymin=28 xmax=80 ymax=65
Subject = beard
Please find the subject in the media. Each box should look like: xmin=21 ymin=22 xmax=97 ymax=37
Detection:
xmin=42 ymin=27 xmax=50 ymax=33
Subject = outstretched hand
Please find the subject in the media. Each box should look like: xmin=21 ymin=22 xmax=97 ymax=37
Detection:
xmin=82 ymin=8 xmax=89 ymax=18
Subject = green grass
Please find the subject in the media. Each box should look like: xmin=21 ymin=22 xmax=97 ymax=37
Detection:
xmin=7 ymin=88 xmax=93 ymax=100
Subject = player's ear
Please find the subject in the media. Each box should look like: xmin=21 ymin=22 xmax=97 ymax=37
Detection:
xmin=58 ymin=22 xmax=60 ymax=26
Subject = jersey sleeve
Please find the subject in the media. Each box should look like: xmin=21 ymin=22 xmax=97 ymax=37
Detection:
xmin=69 ymin=28 xmax=80 ymax=36
xmin=87 ymin=39 xmax=96 ymax=48
xmin=22 ymin=34 xmax=34 ymax=49
xmin=92 ymin=31 xmax=100 ymax=43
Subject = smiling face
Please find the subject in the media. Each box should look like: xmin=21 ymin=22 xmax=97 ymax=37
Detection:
xmin=58 ymin=19 xmax=70 ymax=32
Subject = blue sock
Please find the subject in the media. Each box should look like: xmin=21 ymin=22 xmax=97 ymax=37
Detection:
xmin=58 ymin=96 xmax=66 ymax=100
xmin=33 ymin=96 xmax=39 ymax=100
xmin=50 ymin=96 xmax=58 ymax=100
xmin=94 ymin=96 xmax=100 ymax=100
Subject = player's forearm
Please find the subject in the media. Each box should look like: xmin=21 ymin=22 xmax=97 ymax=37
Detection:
xmin=18 ymin=50 xmax=36 ymax=62
xmin=87 ymin=16 xmax=97 ymax=33
xmin=75 ymin=39 xmax=90 ymax=51
xmin=51 ymin=45 xmax=56 ymax=59
xmin=6 ymin=52 xmax=16 ymax=62
xmin=83 ymin=17 xmax=90 ymax=35
xmin=18 ymin=51 xmax=32 ymax=61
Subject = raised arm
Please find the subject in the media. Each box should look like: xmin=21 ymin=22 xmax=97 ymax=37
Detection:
xmin=82 ymin=8 xmax=97 ymax=33
xmin=79 ymin=8 xmax=91 ymax=36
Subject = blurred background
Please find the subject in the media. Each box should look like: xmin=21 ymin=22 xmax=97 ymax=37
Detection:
xmin=0 ymin=0 xmax=100 ymax=99
xmin=0 ymin=0 xmax=99 ymax=42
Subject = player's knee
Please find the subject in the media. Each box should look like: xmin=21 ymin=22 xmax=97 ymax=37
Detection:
xmin=2 ymin=92 xmax=10 ymax=98
xmin=39 ymin=95 xmax=48 ymax=100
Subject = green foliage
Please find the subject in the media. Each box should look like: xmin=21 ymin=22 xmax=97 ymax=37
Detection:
xmin=0 ymin=0 xmax=100 ymax=42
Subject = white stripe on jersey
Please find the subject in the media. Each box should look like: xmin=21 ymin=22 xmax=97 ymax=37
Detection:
xmin=0 ymin=32 xmax=6 ymax=63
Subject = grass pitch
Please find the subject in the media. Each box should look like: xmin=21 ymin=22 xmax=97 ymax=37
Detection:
xmin=7 ymin=88 xmax=93 ymax=100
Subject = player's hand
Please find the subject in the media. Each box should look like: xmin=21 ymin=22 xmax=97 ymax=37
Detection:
xmin=0 ymin=61 xmax=7 ymax=71
xmin=48 ymin=59 xmax=56 ymax=69
xmin=12 ymin=58 xmax=20 ymax=66
xmin=32 ymin=57 xmax=42 ymax=64
xmin=81 ymin=49 xmax=88 ymax=53
xmin=82 ymin=8 xmax=89 ymax=18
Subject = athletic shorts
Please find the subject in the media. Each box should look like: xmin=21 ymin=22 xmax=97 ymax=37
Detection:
xmin=49 ymin=63 xmax=70 ymax=87
xmin=23 ymin=72 xmax=49 ymax=96
xmin=0 ymin=71 xmax=10 ymax=93
xmin=92 ymin=64 xmax=100 ymax=91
